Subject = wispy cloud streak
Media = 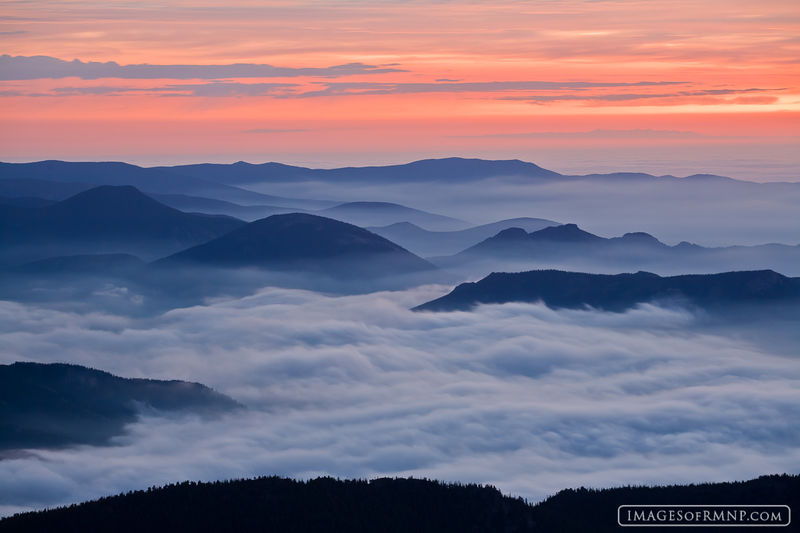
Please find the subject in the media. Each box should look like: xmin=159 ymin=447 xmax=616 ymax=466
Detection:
xmin=0 ymin=55 xmax=404 ymax=81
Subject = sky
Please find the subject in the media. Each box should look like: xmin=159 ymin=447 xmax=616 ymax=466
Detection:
xmin=1 ymin=0 xmax=799 ymax=178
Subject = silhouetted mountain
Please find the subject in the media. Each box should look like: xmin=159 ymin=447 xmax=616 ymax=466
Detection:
xmin=464 ymin=223 xmax=607 ymax=255
xmin=0 ymin=161 xmax=298 ymax=205
xmin=439 ymin=223 xmax=800 ymax=277
xmin=336 ymin=157 xmax=559 ymax=182
xmin=5 ymin=158 xmax=796 ymax=193
xmin=0 ymin=362 xmax=240 ymax=452
xmin=530 ymin=223 xmax=602 ymax=242
xmin=149 ymin=193 xmax=305 ymax=221
xmin=154 ymin=160 xmax=316 ymax=186
xmin=414 ymin=269 xmax=800 ymax=312
xmin=320 ymin=201 xmax=467 ymax=231
xmin=157 ymin=213 xmax=435 ymax=277
xmin=611 ymin=231 xmax=667 ymax=246
xmin=367 ymin=217 xmax=558 ymax=256
xmin=0 ymin=185 xmax=245 ymax=263
xmin=155 ymin=157 xmax=561 ymax=186
xmin=153 ymin=157 xmax=783 ymax=191
xmin=1 ymin=474 xmax=795 ymax=532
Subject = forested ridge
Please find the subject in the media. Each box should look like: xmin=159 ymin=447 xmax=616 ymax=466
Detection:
xmin=1 ymin=474 xmax=796 ymax=532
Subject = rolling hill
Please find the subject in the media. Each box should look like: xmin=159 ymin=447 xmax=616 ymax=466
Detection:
xmin=157 ymin=212 xmax=435 ymax=277
xmin=0 ymin=185 xmax=245 ymax=263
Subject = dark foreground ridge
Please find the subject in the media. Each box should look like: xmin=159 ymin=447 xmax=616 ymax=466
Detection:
xmin=0 ymin=362 xmax=240 ymax=451
xmin=414 ymin=269 xmax=800 ymax=312
xmin=1 ymin=474 xmax=796 ymax=532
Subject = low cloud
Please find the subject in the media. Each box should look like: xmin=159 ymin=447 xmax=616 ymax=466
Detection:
xmin=293 ymin=80 xmax=687 ymax=98
xmin=1 ymin=286 xmax=798 ymax=516
xmin=47 ymin=83 xmax=298 ymax=98
xmin=8 ymin=76 xmax=780 ymax=105
xmin=0 ymin=54 xmax=404 ymax=81
xmin=9 ymin=78 xmax=694 ymax=100
xmin=502 ymin=88 xmax=782 ymax=105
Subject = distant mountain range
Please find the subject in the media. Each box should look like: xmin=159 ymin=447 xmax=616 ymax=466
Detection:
xmin=3 ymin=157 xmax=798 ymax=243
xmin=320 ymin=201 xmax=467 ymax=231
xmin=2 ymin=474 xmax=795 ymax=532
xmin=6 ymin=157 xmax=793 ymax=191
xmin=367 ymin=217 xmax=558 ymax=256
xmin=157 ymin=212 xmax=435 ymax=277
xmin=0 ymin=187 xmax=442 ymax=300
xmin=0 ymin=185 xmax=245 ymax=263
xmin=0 ymin=160 xmax=299 ymax=206
xmin=414 ymin=269 xmax=800 ymax=312
xmin=149 ymin=193 xmax=303 ymax=221
xmin=2 ymin=159 xmax=799 ymax=296
xmin=0 ymin=362 xmax=240 ymax=452
xmin=151 ymin=157 xmax=561 ymax=185
xmin=435 ymin=223 xmax=800 ymax=276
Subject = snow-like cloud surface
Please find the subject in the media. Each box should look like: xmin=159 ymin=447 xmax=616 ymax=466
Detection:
xmin=1 ymin=286 xmax=798 ymax=515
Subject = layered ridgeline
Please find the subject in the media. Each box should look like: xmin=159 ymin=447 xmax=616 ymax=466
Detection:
xmin=414 ymin=269 xmax=800 ymax=312
xmin=436 ymin=223 xmax=800 ymax=276
xmin=1 ymin=474 xmax=796 ymax=533
xmin=0 ymin=160 xmax=314 ymax=206
xmin=152 ymin=157 xmax=561 ymax=185
xmin=0 ymin=185 xmax=244 ymax=264
xmin=319 ymin=201 xmax=467 ymax=231
xmin=3 ymin=157 xmax=799 ymax=248
xmin=367 ymin=217 xmax=558 ymax=257
xmin=156 ymin=213 xmax=435 ymax=277
xmin=0 ymin=362 xmax=240 ymax=451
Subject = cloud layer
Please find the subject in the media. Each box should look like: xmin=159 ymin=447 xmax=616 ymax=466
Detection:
xmin=0 ymin=55 xmax=403 ymax=81
xmin=1 ymin=286 xmax=798 ymax=516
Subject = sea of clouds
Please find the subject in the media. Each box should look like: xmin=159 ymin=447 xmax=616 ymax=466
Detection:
xmin=1 ymin=285 xmax=798 ymax=516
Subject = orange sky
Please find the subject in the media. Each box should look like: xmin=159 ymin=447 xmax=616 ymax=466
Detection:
xmin=1 ymin=0 xmax=798 ymax=179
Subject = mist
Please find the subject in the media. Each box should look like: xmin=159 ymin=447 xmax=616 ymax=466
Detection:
xmin=241 ymin=176 xmax=800 ymax=247
xmin=2 ymin=285 xmax=798 ymax=516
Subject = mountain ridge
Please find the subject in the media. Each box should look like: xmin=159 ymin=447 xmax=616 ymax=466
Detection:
xmin=157 ymin=212 xmax=435 ymax=277
xmin=0 ymin=185 xmax=245 ymax=263
xmin=6 ymin=158 xmax=781 ymax=188
xmin=0 ymin=362 xmax=240 ymax=452
xmin=367 ymin=217 xmax=558 ymax=256
xmin=1 ymin=474 xmax=795 ymax=532
xmin=414 ymin=269 xmax=800 ymax=312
